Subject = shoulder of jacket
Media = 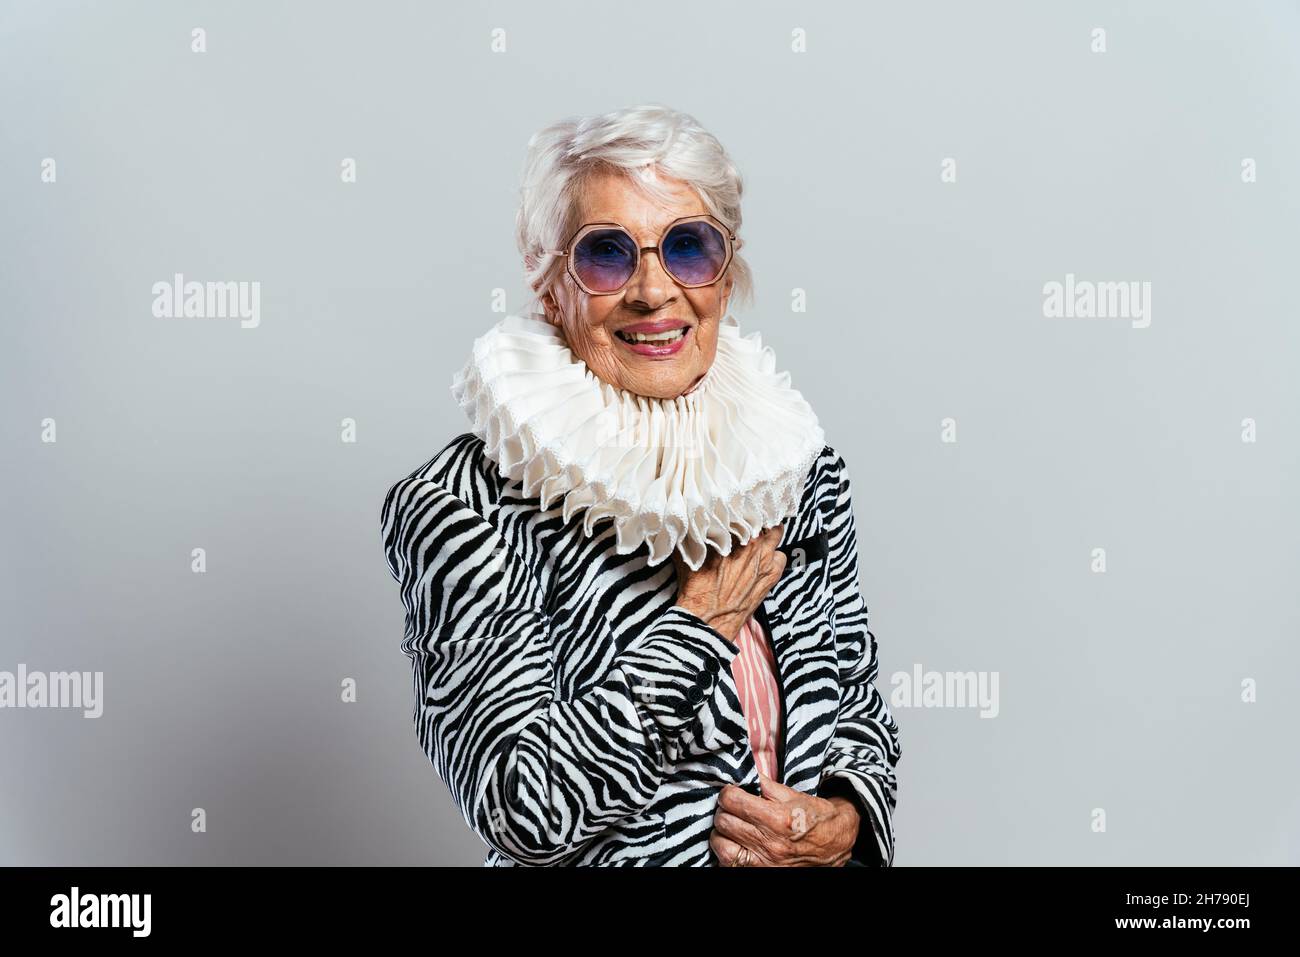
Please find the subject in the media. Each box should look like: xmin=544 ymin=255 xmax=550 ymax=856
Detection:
xmin=815 ymin=443 xmax=846 ymax=472
xmin=383 ymin=433 xmax=503 ymax=521
xmin=804 ymin=443 xmax=857 ymax=524
xmin=809 ymin=442 xmax=851 ymax=488
xmin=379 ymin=434 xmax=506 ymax=584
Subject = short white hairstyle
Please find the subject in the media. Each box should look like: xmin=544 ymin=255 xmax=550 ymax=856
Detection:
xmin=515 ymin=103 xmax=754 ymax=318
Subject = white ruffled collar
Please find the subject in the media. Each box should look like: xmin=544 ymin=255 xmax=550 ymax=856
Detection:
xmin=451 ymin=313 xmax=825 ymax=570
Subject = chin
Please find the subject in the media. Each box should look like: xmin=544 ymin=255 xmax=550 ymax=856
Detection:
xmin=627 ymin=366 xmax=698 ymax=400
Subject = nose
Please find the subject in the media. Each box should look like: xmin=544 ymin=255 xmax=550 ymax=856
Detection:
xmin=621 ymin=247 xmax=677 ymax=308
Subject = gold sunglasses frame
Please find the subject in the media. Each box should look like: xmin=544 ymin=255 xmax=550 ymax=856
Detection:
xmin=542 ymin=213 xmax=740 ymax=296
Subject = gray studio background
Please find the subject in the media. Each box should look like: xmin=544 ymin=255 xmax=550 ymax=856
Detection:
xmin=2 ymin=0 xmax=1297 ymax=866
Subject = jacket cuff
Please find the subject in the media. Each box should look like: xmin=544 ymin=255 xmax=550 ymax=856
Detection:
xmin=617 ymin=606 xmax=740 ymax=735
xmin=817 ymin=771 xmax=891 ymax=866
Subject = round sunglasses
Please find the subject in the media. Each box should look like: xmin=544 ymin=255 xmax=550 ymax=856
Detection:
xmin=543 ymin=214 xmax=739 ymax=296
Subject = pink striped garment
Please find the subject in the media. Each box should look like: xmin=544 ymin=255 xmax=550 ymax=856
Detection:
xmin=729 ymin=613 xmax=783 ymax=779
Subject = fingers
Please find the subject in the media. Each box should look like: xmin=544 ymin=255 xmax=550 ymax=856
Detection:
xmin=718 ymin=782 xmax=792 ymax=834
xmin=710 ymin=830 xmax=754 ymax=867
xmin=760 ymin=532 xmax=785 ymax=588
xmin=733 ymin=526 xmax=784 ymax=592
xmin=674 ymin=524 xmax=785 ymax=571
xmin=712 ymin=808 xmax=787 ymax=864
xmin=763 ymin=526 xmax=784 ymax=562
xmin=675 ymin=525 xmax=786 ymax=631
xmin=755 ymin=772 xmax=799 ymax=803
xmin=759 ymin=524 xmax=782 ymax=557
xmin=769 ymin=547 xmax=787 ymax=581
xmin=741 ymin=526 xmax=782 ymax=563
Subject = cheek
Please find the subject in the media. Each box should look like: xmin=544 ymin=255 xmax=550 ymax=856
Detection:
xmin=693 ymin=327 xmax=719 ymax=366
xmin=560 ymin=300 xmax=621 ymax=367
xmin=575 ymin=297 xmax=618 ymax=346
xmin=686 ymin=288 xmax=723 ymax=319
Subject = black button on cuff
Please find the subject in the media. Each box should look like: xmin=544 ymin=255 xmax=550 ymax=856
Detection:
xmin=685 ymin=684 xmax=705 ymax=704
xmin=704 ymin=656 xmax=721 ymax=674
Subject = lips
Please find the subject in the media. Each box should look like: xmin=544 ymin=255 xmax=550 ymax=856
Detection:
xmin=614 ymin=320 xmax=691 ymax=356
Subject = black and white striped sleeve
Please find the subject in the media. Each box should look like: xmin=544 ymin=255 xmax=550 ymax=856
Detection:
xmin=815 ymin=449 xmax=903 ymax=866
xmin=380 ymin=474 xmax=739 ymax=866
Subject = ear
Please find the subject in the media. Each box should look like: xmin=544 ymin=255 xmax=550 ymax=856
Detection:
xmin=540 ymin=289 xmax=561 ymax=325
xmin=720 ymin=272 xmax=735 ymax=316
xmin=530 ymin=276 xmax=558 ymax=325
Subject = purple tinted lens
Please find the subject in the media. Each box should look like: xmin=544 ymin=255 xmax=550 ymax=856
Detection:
xmin=572 ymin=228 xmax=638 ymax=292
xmin=662 ymin=220 xmax=727 ymax=285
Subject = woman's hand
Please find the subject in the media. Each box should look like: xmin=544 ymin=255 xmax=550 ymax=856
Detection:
xmin=710 ymin=774 xmax=860 ymax=867
xmin=672 ymin=526 xmax=785 ymax=642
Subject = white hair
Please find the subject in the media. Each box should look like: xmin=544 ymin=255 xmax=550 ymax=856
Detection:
xmin=515 ymin=103 xmax=754 ymax=318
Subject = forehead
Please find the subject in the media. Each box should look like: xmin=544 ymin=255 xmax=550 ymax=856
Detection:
xmin=577 ymin=170 xmax=707 ymax=239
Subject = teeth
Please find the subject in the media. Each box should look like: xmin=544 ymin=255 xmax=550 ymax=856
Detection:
xmin=619 ymin=328 xmax=687 ymax=343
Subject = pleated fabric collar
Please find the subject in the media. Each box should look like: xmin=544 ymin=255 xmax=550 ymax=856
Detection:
xmin=451 ymin=313 xmax=824 ymax=570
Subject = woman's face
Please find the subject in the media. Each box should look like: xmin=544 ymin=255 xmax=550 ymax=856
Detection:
xmin=539 ymin=170 xmax=734 ymax=400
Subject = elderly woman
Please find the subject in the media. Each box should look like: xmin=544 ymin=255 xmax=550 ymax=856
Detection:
xmin=380 ymin=104 xmax=901 ymax=867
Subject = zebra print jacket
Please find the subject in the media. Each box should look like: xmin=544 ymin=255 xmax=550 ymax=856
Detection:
xmin=380 ymin=432 xmax=902 ymax=866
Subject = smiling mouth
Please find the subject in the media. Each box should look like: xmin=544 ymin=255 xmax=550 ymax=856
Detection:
xmin=614 ymin=327 xmax=689 ymax=345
